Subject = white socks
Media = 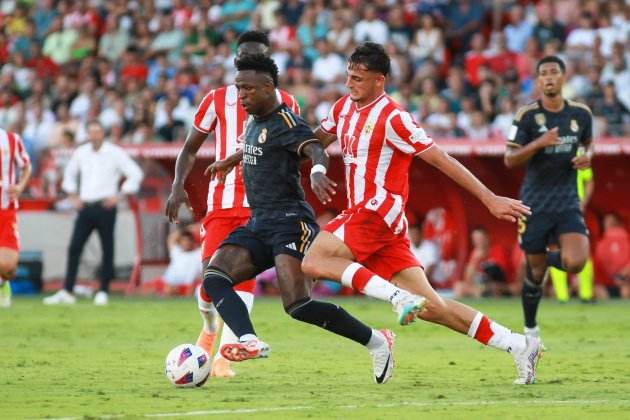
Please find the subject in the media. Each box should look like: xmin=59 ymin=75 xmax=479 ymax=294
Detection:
xmin=467 ymin=312 xmax=527 ymax=353
xmin=340 ymin=262 xmax=409 ymax=305
xmin=365 ymin=329 xmax=386 ymax=351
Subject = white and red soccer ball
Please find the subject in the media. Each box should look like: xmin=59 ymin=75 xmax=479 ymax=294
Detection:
xmin=165 ymin=344 xmax=211 ymax=388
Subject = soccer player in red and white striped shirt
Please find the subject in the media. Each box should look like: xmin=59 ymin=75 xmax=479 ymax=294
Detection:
xmin=166 ymin=31 xmax=299 ymax=378
xmin=0 ymin=128 xmax=32 ymax=308
xmin=302 ymin=43 xmax=542 ymax=385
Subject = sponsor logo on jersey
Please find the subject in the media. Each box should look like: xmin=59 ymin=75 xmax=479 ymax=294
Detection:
xmin=258 ymin=128 xmax=267 ymax=144
xmin=570 ymin=119 xmax=579 ymax=132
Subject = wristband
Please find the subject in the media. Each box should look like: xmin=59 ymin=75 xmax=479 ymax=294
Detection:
xmin=310 ymin=164 xmax=327 ymax=175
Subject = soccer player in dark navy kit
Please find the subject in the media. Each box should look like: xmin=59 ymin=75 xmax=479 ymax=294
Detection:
xmin=202 ymin=54 xmax=397 ymax=383
xmin=505 ymin=56 xmax=593 ymax=340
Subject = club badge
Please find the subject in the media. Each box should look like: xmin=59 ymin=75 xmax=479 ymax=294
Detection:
xmin=258 ymin=128 xmax=267 ymax=144
xmin=570 ymin=119 xmax=579 ymax=132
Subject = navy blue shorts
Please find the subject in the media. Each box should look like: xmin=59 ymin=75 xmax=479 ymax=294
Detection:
xmin=518 ymin=208 xmax=588 ymax=254
xmin=220 ymin=204 xmax=319 ymax=274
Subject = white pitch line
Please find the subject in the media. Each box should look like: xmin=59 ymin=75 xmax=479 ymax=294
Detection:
xmin=42 ymin=398 xmax=630 ymax=420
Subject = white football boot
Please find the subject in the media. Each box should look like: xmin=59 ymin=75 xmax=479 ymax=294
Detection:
xmin=370 ymin=329 xmax=395 ymax=384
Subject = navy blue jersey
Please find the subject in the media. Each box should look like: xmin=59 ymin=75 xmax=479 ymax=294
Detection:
xmin=241 ymin=103 xmax=318 ymax=210
xmin=507 ymin=100 xmax=593 ymax=213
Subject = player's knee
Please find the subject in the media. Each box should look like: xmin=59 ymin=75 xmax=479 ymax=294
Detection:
xmin=0 ymin=261 xmax=15 ymax=279
xmin=300 ymin=254 xmax=321 ymax=278
xmin=562 ymin=256 xmax=586 ymax=274
xmin=528 ymin=266 xmax=547 ymax=283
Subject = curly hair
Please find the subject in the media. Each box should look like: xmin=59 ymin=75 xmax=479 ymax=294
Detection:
xmin=236 ymin=30 xmax=270 ymax=47
xmin=235 ymin=53 xmax=279 ymax=87
xmin=348 ymin=42 xmax=391 ymax=76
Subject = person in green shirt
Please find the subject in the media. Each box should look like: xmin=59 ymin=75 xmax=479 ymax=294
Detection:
xmin=549 ymin=166 xmax=594 ymax=302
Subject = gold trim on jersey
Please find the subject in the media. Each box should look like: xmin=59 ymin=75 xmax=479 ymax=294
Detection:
xmin=296 ymin=138 xmax=319 ymax=157
xmin=567 ymin=99 xmax=593 ymax=115
xmin=514 ymin=102 xmax=540 ymax=122
xmin=506 ymin=141 xmax=523 ymax=148
xmin=278 ymin=110 xmax=297 ymax=128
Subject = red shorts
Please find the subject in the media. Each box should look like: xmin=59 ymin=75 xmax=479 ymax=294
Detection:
xmin=324 ymin=207 xmax=421 ymax=280
xmin=0 ymin=209 xmax=19 ymax=251
xmin=200 ymin=208 xmax=254 ymax=294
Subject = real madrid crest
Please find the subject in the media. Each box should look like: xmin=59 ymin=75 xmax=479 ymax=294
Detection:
xmin=570 ymin=119 xmax=579 ymax=132
xmin=258 ymin=128 xmax=267 ymax=144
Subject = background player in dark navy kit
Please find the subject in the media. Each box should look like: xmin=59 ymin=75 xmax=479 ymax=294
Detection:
xmin=505 ymin=55 xmax=593 ymax=340
xmin=202 ymin=54 xmax=396 ymax=384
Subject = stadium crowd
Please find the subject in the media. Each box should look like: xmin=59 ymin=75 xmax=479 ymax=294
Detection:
xmin=1 ymin=0 xmax=629 ymax=298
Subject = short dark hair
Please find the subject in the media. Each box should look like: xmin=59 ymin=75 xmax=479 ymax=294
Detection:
xmin=349 ymin=42 xmax=390 ymax=76
xmin=536 ymin=55 xmax=566 ymax=74
xmin=235 ymin=53 xmax=279 ymax=87
xmin=237 ymin=30 xmax=270 ymax=47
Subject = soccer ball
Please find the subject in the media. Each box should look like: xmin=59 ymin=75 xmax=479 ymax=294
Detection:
xmin=165 ymin=344 xmax=211 ymax=388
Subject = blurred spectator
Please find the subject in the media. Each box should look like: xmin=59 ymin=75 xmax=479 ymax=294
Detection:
xmin=220 ymin=0 xmax=256 ymax=34
xmin=143 ymin=226 xmax=202 ymax=296
xmin=98 ymin=14 xmax=129 ymax=62
xmin=32 ymin=0 xmax=57 ymax=40
xmin=148 ymin=15 xmax=184 ymax=63
xmin=491 ymin=97 xmax=516 ymax=139
xmin=565 ymin=12 xmax=597 ymax=59
xmin=327 ymin=13 xmax=352 ymax=53
xmin=408 ymin=222 xmax=440 ymax=283
xmin=387 ymin=5 xmax=412 ymax=52
xmin=503 ymin=4 xmax=533 ymax=54
xmin=600 ymin=45 xmax=630 ymax=110
xmin=594 ymin=213 xmax=630 ymax=299
xmin=312 ymin=39 xmax=345 ymax=86
xmin=49 ymin=103 xmax=79 ymax=149
xmin=465 ymin=110 xmax=491 ymax=141
xmin=456 ymin=227 xmax=511 ymax=298
xmin=409 ymin=13 xmax=444 ymax=67
xmin=532 ymin=3 xmax=566 ymax=49
xmin=255 ymin=0 xmax=281 ymax=32
xmin=593 ymin=81 xmax=630 ymax=137
xmin=445 ymin=0 xmax=485 ymax=53
xmin=486 ymin=32 xmax=518 ymax=76
xmin=42 ymin=16 xmax=78 ymax=65
xmin=464 ymin=33 xmax=488 ymax=88
xmin=354 ymin=4 xmax=389 ymax=45
xmin=280 ymin=0 xmax=305 ymax=26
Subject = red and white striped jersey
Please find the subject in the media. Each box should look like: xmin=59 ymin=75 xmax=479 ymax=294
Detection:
xmin=320 ymin=93 xmax=434 ymax=235
xmin=193 ymin=85 xmax=300 ymax=212
xmin=0 ymin=129 xmax=30 ymax=210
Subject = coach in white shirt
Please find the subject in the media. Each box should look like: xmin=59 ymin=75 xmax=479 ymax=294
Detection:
xmin=44 ymin=120 xmax=143 ymax=306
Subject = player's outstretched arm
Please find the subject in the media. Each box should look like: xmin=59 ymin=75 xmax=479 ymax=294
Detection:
xmin=166 ymin=129 xmax=207 ymax=223
xmin=420 ymin=144 xmax=531 ymax=223
xmin=504 ymin=127 xmax=560 ymax=168
xmin=301 ymin=140 xmax=337 ymax=205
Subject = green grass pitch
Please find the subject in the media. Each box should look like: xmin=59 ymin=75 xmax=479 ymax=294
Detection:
xmin=2 ymin=296 xmax=630 ymax=419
